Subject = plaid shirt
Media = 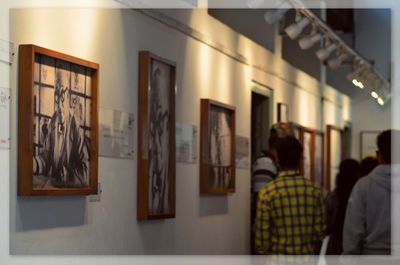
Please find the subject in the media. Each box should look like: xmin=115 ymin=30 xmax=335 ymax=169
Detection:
xmin=255 ymin=170 xmax=325 ymax=255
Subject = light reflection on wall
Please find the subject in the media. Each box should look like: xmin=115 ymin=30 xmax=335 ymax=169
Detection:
xmin=296 ymin=89 xmax=310 ymax=126
xmin=22 ymin=9 xmax=100 ymax=60
xmin=216 ymin=55 xmax=231 ymax=103
xmin=198 ymin=42 xmax=212 ymax=97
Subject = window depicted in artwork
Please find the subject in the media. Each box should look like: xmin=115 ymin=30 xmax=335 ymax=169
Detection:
xmin=200 ymin=99 xmax=236 ymax=194
xmin=18 ymin=44 xmax=99 ymax=196
xmin=137 ymin=51 xmax=176 ymax=220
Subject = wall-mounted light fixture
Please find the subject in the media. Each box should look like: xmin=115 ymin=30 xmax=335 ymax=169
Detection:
xmin=264 ymin=0 xmax=391 ymax=106
xmin=316 ymin=41 xmax=336 ymax=61
xmin=285 ymin=14 xmax=310 ymax=39
xmin=298 ymin=32 xmax=322 ymax=50
xmin=327 ymin=52 xmax=349 ymax=70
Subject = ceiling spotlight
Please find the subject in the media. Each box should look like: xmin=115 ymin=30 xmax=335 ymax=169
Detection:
xmin=371 ymin=91 xmax=379 ymax=99
xmin=352 ymin=79 xmax=364 ymax=89
xmin=285 ymin=16 xmax=310 ymax=39
xmin=377 ymin=97 xmax=385 ymax=106
xmin=298 ymin=32 xmax=322 ymax=50
xmin=346 ymin=65 xmax=366 ymax=82
xmin=264 ymin=1 xmax=292 ymax=24
xmin=327 ymin=53 xmax=349 ymax=70
xmin=316 ymin=42 xmax=336 ymax=61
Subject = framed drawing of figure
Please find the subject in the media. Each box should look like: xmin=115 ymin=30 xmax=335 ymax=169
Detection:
xmin=302 ymin=128 xmax=313 ymax=181
xmin=326 ymin=125 xmax=345 ymax=192
xmin=200 ymin=99 xmax=236 ymax=194
xmin=137 ymin=51 xmax=176 ymax=220
xmin=18 ymin=44 xmax=99 ymax=196
xmin=314 ymin=131 xmax=324 ymax=188
xmin=298 ymin=127 xmax=324 ymax=188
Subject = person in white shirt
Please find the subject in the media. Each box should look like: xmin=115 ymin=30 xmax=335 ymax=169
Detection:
xmin=343 ymin=130 xmax=392 ymax=255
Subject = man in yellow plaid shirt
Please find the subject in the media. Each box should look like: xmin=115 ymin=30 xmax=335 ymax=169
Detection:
xmin=255 ymin=136 xmax=325 ymax=255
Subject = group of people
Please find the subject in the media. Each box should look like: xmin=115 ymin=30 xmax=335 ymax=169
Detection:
xmin=252 ymin=124 xmax=392 ymax=255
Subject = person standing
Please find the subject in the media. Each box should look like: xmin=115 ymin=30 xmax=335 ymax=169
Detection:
xmin=325 ymin=159 xmax=360 ymax=254
xmin=255 ymin=136 xmax=325 ymax=255
xmin=343 ymin=130 xmax=392 ymax=255
xmin=360 ymin=156 xmax=379 ymax=178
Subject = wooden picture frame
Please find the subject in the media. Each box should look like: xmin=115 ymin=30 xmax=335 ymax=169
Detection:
xmin=18 ymin=44 xmax=99 ymax=196
xmin=137 ymin=51 xmax=176 ymax=220
xmin=360 ymin=131 xmax=380 ymax=159
xmin=200 ymin=99 xmax=236 ymax=194
xmin=277 ymin=102 xmax=288 ymax=123
xmin=326 ymin=125 xmax=345 ymax=192
xmin=291 ymin=122 xmax=303 ymax=142
xmin=299 ymin=127 xmax=324 ymax=188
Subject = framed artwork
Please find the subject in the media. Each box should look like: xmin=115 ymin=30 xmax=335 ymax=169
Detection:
xmin=200 ymin=99 xmax=236 ymax=194
xmin=137 ymin=51 xmax=176 ymax=220
xmin=314 ymin=132 xmax=324 ymax=187
xmin=302 ymin=128 xmax=313 ymax=181
xmin=360 ymin=131 xmax=380 ymax=159
xmin=18 ymin=44 xmax=99 ymax=196
xmin=299 ymin=127 xmax=324 ymax=188
xmin=326 ymin=125 xmax=345 ymax=192
xmin=277 ymin=102 xmax=288 ymax=122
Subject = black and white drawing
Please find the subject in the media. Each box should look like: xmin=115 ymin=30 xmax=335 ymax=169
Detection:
xmin=148 ymin=59 xmax=170 ymax=214
xmin=303 ymin=132 xmax=312 ymax=180
xmin=208 ymin=106 xmax=233 ymax=190
xmin=33 ymin=54 xmax=91 ymax=189
xmin=315 ymin=134 xmax=323 ymax=186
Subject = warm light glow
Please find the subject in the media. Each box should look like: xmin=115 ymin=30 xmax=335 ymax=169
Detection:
xmin=371 ymin=91 xmax=379 ymax=99
xmin=197 ymin=43 xmax=212 ymax=96
xmin=377 ymin=97 xmax=385 ymax=106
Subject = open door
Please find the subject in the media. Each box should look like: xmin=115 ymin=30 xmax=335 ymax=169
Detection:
xmin=250 ymin=84 xmax=272 ymax=254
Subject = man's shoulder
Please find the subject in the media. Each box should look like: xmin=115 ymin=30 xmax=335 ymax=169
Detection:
xmin=258 ymin=179 xmax=279 ymax=199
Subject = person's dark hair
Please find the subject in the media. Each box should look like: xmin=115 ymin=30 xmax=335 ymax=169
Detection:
xmin=336 ymin=159 xmax=360 ymax=194
xmin=360 ymin=156 xmax=379 ymax=177
xmin=377 ymin=130 xmax=391 ymax=163
xmin=275 ymin=136 xmax=303 ymax=170
xmin=268 ymin=135 xmax=278 ymax=149
xmin=269 ymin=127 xmax=279 ymax=149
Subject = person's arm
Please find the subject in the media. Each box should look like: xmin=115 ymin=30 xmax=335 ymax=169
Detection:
xmin=255 ymin=191 xmax=271 ymax=254
xmin=342 ymin=180 xmax=366 ymax=254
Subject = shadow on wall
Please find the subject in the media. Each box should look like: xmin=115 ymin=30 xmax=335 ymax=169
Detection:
xmin=15 ymin=196 xmax=86 ymax=231
xmin=199 ymin=196 xmax=228 ymax=216
xmin=137 ymin=219 xmax=177 ymax=254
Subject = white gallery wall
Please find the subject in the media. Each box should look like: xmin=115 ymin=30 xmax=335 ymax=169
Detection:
xmin=0 ymin=0 xmax=11 ymax=261
xmin=9 ymin=8 xmax=349 ymax=254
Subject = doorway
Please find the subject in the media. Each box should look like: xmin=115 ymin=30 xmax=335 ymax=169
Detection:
xmin=251 ymin=91 xmax=271 ymax=160
xmin=250 ymin=84 xmax=272 ymax=253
